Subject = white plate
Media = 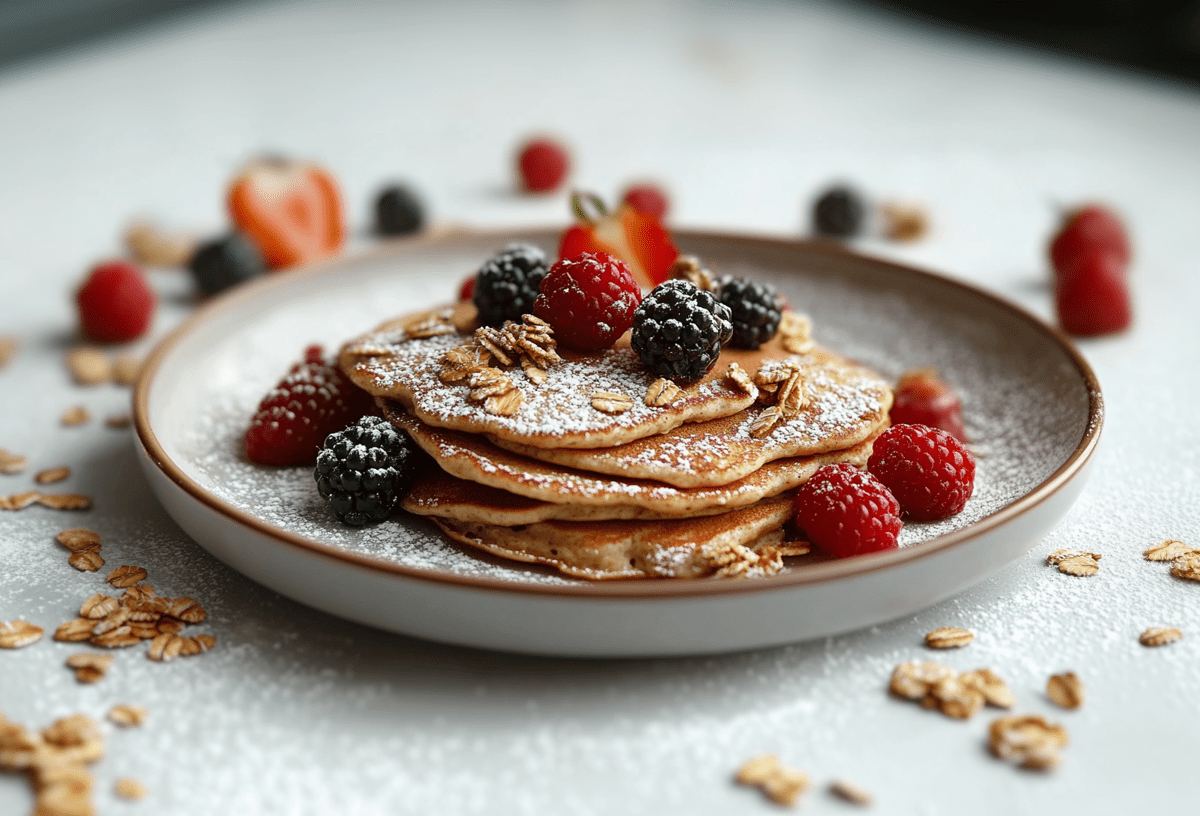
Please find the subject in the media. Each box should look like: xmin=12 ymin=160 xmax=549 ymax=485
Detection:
xmin=135 ymin=229 xmax=1102 ymax=657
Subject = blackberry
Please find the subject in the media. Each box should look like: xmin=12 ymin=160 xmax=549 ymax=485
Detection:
xmin=314 ymin=416 xmax=421 ymax=527
xmin=631 ymin=279 xmax=733 ymax=381
xmin=717 ymin=277 xmax=783 ymax=349
xmin=472 ymin=243 xmax=549 ymax=327
xmin=374 ymin=184 xmax=425 ymax=236
xmin=188 ymin=232 xmax=265 ymax=295
xmin=812 ymin=185 xmax=865 ymax=238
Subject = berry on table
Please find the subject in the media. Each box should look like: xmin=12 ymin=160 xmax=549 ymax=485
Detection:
xmin=532 ymin=252 xmax=642 ymax=351
xmin=812 ymin=184 xmax=866 ymax=238
xmin=621 ymin=183 xmax=670 ymax=220
xmin=717 ymin=277 xmax=783 ymax=349
xmin=1055 ymin=250 xmax=1132 ymax=337
xmin=188 ymin=232 xmax=266 ymax=296
xmin=374 ymin=184 xmax=425 ymax=236
xmin=76 ymin=260 xmax=156 ymax=343
xmin=244 ymin=345 xmax=377 ymax=467
xmin=1049 ymin=204 xmax=1130 ymax=280
xmin=458 ymin=275 xmax=476 ymax=302
xmin=558 ymin=192 xmax=679 ymax=288
xmin=867 ymin=424 xmax=975 ymax=521
xmin=890 ymin=368 xmax=967 ymax=443
xmin=630 ymin=279 xmax=733 ymax=381
xmin=516 ymin=137 xmax=570 ymax=193
xmin=472 ymin=243 xmax=550 ymax=327
xmin=793 ymin=463 xmax=902 ymax=557
xmin=228 ymin=156 xmax=345 ymax=269
xmin=315 ymin=416 xmax=423 ymax=527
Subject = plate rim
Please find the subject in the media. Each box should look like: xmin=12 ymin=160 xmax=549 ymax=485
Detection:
xmin=134 ymin=227 xmax=1104 ymax=600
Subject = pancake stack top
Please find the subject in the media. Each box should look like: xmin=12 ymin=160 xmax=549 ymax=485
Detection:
xmin=339 ymin=300 xmax=892 ymax=580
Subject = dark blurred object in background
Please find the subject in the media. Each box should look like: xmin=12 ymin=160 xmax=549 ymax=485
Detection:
xmin=877 ymin=0 xmax=1200 ymax=85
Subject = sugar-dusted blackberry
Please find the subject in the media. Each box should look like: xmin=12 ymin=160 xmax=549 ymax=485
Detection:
xmin=631 ymin=279 xmax=733 ymax=381
xmin=717 ymin=277 xmax=783 ymax=349
xmin=472 ymin=243 xmax=549 ymax=326
xmin=374 ymin=184 xmax=425 ymax=236
xmin=189 ymin=232 xmax=266 ymax=296
xmin=314 ymin=416 xmax=421 ymax=527
xmin=812 ymin=185 xmax=865 ymax=238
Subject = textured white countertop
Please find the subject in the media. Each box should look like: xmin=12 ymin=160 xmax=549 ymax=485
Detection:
xmin=2 ymin=1 xmax=1199 ymax=813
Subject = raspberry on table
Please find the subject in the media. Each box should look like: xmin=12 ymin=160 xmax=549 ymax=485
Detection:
xmin=516 ymin=137 xmax=570 ymax=193
xmin=717 ymin=277 xmax=783 ymax=349
xmin=473 ymin=243 xmax=550 ymax=327
xmin=374 ymin=184 xmax=425 ymax=236
xmin=244 ymin=345 xmax=377 ymax=467
xmin=315 ymin=416 xmax=423 ymax=527
xmin=890 ymin=368 xmax=967 ymax=443
xmin=630 ymin=279 xmax=733 ymax=381
xmin=867 ymin=424 xmax=975 ymax=521
xmin=533 ymin=251 xmax=642 ymax=351
xmin=188 ymin=232 xmax=266 ymax=295
xmin=1049 ymin=204 xmax=1130 ymax=280
xmin=793 ymin=463 xmax=902 ymax=557
xmin=1055 ymin=250 xmax=1132 ymax=337
xmin=812 ymin=185 xmax=866 ymax=238
xmin=76 ymin=260 xmax=156 ymax=343
xmin=621 ymin=183 xmax=670 ymax=220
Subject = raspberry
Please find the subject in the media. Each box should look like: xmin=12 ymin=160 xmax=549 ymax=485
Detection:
xmin=533 ymin=252 xmax=642 ymax=351
xmin=717 ymin=277 xmax=783 ymax=349
xmin=374 ymin=184 xmax=425 ymax=236
xmin=244 ymin=345 xmax=377 ymax=466
xmin=1055 ymin=250 xmax=1132 ymax=337
xmin=458 ymin=275 xmax=475 ymax=302
xmin=1049 ymin=204 xmax=1130 ymax=280
xmin=314 ymin=416 xmax=423 ymax=527
xmin=188 ymin=232 xmax=266 ymax=296
xmin=473 ymin=243 xmax=549 ymax=327
xmin=812 ymin=185 xmax=865 ymax=238
xmin=890 ymin=368 xmax=967 ymax=443
xmin=76 ymin=260 xmax=156 ymax=343
xmin=793 ymin=463 xmax=902 ymax=558
xmin=630 ymin=279 xmax=733 ymax=381
xmin=621 ymin=183 xmax=670 ymax=220
xmin=867 ymin=424 xmax=975 ymax=521
xmin=517 ymin=137 xmax=570 ymax=193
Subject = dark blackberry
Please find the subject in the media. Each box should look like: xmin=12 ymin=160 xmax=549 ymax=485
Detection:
xmin=374 ymin=184 xmax=425 ymax=236
xmin=314 ymin=416 xmax=422 ymax=528
xmin=812 ymin=185 xmax=865 ymax=238
xmin=188 ymin=232 xmax=265 ymax=295
xmin=717 ymin=277 xmax=783 ymax=349
xmin=472 ymin=243 xmax=549 ymax=326
xmin=631 ymin=279 xmax=733 ymax=381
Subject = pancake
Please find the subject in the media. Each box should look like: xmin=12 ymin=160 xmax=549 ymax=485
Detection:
xmin=488 ymin=346 xmax=891 ymax=487
xmin=385 ymin=400 xmax=878 ymax=516
xmin=431 ymin=494 xmax=806 ymax=580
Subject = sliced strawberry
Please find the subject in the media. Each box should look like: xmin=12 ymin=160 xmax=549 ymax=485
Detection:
xmin=228 ymin=157 xmax=345 ymax=269
xmin=244 ymin=345 xmax=377 ymax=466
xmin=557 ymin=193 xmax=678 ymax=288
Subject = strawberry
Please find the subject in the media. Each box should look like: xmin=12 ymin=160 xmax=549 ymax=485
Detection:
xmin=244 ymin=345 xmax=377 ymax=466
xmin=228 ymin=157 xmax=345 ymax=269
xmin=558 ymin=193 xmax=678 ymax=289
xmin=1055 ymin=250 xmax=1132 ymax=337
xmin=1049 ymin=204 xmax=1130 ymax=281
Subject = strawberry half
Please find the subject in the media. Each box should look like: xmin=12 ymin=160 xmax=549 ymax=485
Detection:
xmin=558 ymin=193 xmax=678 ymax=289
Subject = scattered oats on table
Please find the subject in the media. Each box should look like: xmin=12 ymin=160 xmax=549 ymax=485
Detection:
xmin=60 ymin=405 xmax=91 ymax=427
xmin=1046 ymin=672 xmax=1084 ymax=710
xmin=34 ymin=466 xmax=70 ymax=485
xmin=1143 ymin=539 xmax=1197 ymax=562
xmin=988 ymin=715 xmax=1069 ymax=771
xmin=0 ymin=335 xmax=19 ymax=367
xmin=1046 ymin=549 xmax=1101 ymax=576
xmin=924 ymin=626 xmax=974 ymax=649
xmin=828 ymin=779 xmax=873 ymax=807
xmin=115 ymin=777 xmax=148 ymax=800
xmin=735 ymin=753 xmax=811 ymax=807
xmin=0 ymin=620 xmax=44 ymax=649
xmin=0 ymin=448 xmax=27 ymax=475
xmin=1139 ymin=627 xmax=1183 ymax=647
xmin=65 ymin=346 xmax=111 ymax=386
xmin=66 ymin=652 xmax=114 ymax=684
xmin=107 ymin=705 xmax=148 ymax=728
xmin=1169 ymin=552 xmax=1200 ymax=582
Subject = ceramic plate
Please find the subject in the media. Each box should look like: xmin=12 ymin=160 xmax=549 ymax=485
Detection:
xmin=135 ymin=229 xmax=1102 ymax=657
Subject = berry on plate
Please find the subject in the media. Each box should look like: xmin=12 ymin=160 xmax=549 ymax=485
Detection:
xmin=76 ymin=260 xmax=156 ymax=343
xmin=374 ymin=184 xmax=425 ymax=236
xmin=793 ymin=463 xmax=902 ymax=557
xmin=315 ymin=416 xmax=423 ymax=527
xmin=516 ymin=137 xmax=570 ymax=193
xmin=812 ymin=184 xmax=866 ymax=238
xmin=473 ymin=243 xmax=550 ymax=327
xmin=188 ymin=232 xmax=266 ymax=296
xmin=228 ymin=156 xmax=345 ymax=269
xmin=717 ymin=277 xmax=783 ymax=350
xmin=890 ymin=368 xmax=968 ymax=443
xmin=1049 ymin=204 xmax=1130 ymax=280
xmin=621 ymin=183 xmax=670 ymax=220
xmin=244 ymin=345 xmax=377 ymax=467
xmin=867 ymin=424 xmax=975 ymax=521
xmin=1055 ymin=250 xmax=1132 ymax=337
xmin=631 ymin=279 xmax=733 ymax=381
xmin=558 ymin=192 xmax=679 ymax=289
xmin=532 ymin=252 xmax=642 ymax=351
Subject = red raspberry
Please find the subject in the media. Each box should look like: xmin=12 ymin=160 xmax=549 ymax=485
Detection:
xmin=458 ymin=275 xmax=475 ymax=302
xmin=890 ymin=368 xmax=967 ymax=443
xmin=1049 ymin=204 xmax=1130 ymax=280
xmin=533 ymin=252 xmax=642 ymax=351
xmin=76 ymin=260 xmax=156 ymax=343
xmin=244 ymin=345 xmax=377 ymax=466
xmin=621 ymin=183 xmax=670 ymax=220
xmin=867 ymin=424 xmax=975 ymax=521
xmin=517 ymin=137 xmax=570 ymax=193
xmin=1055 ymin=250 xmax=1132 ymax=337
xmin=793 ymin=463 xmax=902 ymax=558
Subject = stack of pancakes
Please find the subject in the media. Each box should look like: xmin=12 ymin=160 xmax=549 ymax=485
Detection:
xmin=339 ymin=302 xmax=892 ymax=580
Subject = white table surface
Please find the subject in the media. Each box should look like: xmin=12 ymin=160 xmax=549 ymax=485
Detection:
xmin=2 ymin=1 xmax=1198 ymax=813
